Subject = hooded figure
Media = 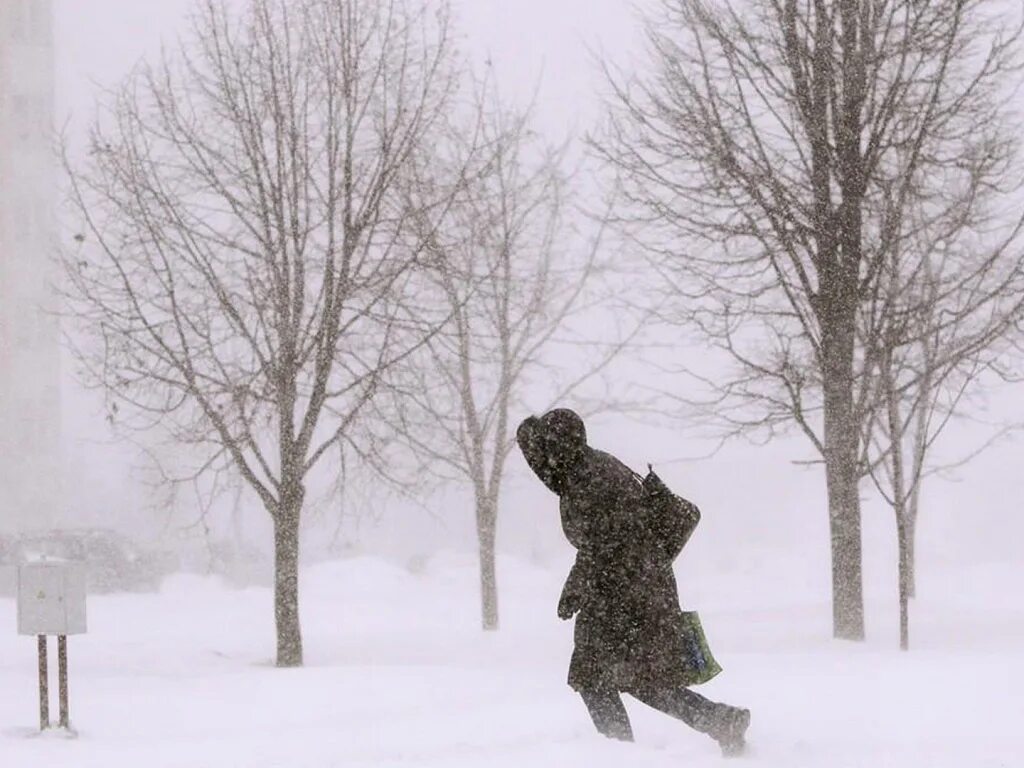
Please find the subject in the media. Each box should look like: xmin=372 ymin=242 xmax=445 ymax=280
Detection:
xmin=516 ymin=408 xmax=750 ymax=755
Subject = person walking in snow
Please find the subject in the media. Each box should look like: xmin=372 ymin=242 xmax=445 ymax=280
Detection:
xmin=516 ymin=408 xmax=751 ymax=756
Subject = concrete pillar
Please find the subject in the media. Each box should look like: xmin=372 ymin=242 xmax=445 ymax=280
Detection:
xmin=0 ymin=0 xmax=62 ymax=534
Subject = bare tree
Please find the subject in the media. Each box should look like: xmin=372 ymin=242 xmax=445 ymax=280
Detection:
xmin=591 ymin=0 xmax=1024 ymax=639
xmin=380 ymin=92 xmax=633 ymax=630
xmin=61 ymin=0 xmax=463 ymax=666
xmin=866 ymin=226 xmax=1024 ymax=650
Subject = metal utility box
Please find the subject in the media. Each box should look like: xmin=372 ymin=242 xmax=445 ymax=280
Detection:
xmin=17 ymin=561 xmax=87 ymax=636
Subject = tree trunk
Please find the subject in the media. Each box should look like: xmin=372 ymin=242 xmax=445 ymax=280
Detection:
xmin=273 ymin=509 xmax=303 ymax=667
xmin=477 ymin=497 xmax=499 ymax=631
xmin=906 ymin=466 xmax=922 ymax=599
xmin=822 ymin=328 xmax=865 ymax=641
xmin=888 ymin=384 xmax=911 ymax=651
xmin=905 ymin=510 xmax=917 ymax=598
xmin=818 ymin=0 xmax=868 ymax=642
xmin=897 ymin=515 xmax=910 ymax=651
xmin=883 ymin=332 xmax=910 ymax=651
xmin=823 ymin=438 xmax=865 ymax=641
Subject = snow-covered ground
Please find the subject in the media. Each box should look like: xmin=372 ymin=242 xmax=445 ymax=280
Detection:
xmin=1 ymin=553 xmax=1021 ymax=767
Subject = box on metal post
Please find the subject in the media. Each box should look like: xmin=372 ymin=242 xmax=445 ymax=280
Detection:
xmin=17 ymin=561 xmax=87 ymax=636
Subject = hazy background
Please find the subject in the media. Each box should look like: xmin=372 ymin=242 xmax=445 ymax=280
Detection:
xmin=48 ymin=0 xmax=1024 ymax=645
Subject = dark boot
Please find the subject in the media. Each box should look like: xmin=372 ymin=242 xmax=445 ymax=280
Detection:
xmin=629 ymin=684 xmax=749 ymax=754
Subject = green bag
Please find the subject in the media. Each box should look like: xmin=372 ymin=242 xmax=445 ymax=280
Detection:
xmin=678 ymin=610 xmax=723 ymax=686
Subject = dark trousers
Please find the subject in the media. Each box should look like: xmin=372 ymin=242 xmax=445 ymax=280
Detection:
xmin=579 ymin=684 xmax=733 ymax=742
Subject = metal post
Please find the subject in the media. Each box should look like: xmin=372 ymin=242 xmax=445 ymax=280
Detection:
xmin=57 ymin=635 xmax=69 ymax=729
xmin=37 ymin=635 xmax=49 ymax=731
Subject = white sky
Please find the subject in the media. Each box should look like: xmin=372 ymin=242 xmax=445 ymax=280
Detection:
xmin=54 ymin=0 xmax=643 ymax=138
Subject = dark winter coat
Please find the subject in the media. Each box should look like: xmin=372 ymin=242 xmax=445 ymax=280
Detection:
xmin=516 ymin=409 xmax=704 ymax=693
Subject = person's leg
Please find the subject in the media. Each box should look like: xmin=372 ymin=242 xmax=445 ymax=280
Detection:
xmin=629 ymin=684 xmax=719 ymax=734
xmin=630 ymin=684 xmax=749 ymax=755
xmin=578 ymin=687 xmax=635 ymax=741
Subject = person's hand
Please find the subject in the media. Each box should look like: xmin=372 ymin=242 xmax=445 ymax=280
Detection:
xmin=557 ymin=589 xmax=582 ymax=620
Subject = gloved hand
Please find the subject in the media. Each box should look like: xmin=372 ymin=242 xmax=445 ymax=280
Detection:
xmin=557 ymin=585 xmax=583 ymax=620
xmin=558 ymin=560 xmax=588 ymax=620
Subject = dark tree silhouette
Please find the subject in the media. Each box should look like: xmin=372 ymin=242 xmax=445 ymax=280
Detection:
xmin=62 ymin=0 xmax=463 ymax=666
xmin=592 ymin=0 xmax=1024 ymax=639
